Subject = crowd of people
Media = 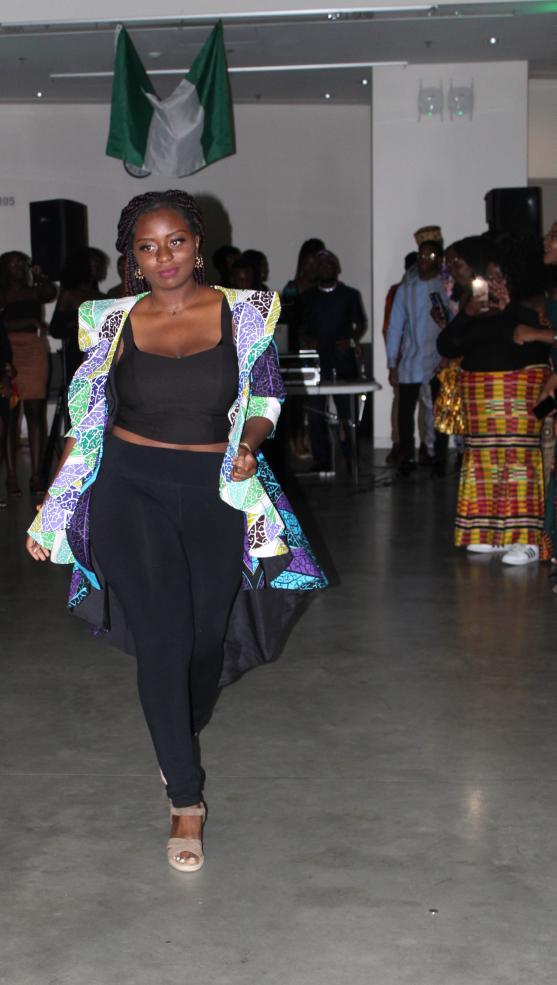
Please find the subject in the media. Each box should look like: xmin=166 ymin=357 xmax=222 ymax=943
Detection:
xmin=0 ymin=247 xmax=123 ymax=503
xmin=14 ymin=194 xmax=557 ymax=873
xmin=0 ymin=229 xmax=367 ymax=501
xmin=384 ymin=222 xmax=557 ymax=567
xmin=215 ymin=237 xmax=367 ymax=471
xmin=5 ymin=212 xmax=557 ymax=576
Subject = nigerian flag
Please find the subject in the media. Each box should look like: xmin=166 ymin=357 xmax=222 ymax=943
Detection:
xmin=106 ymin=22 xmax=235 ymax=177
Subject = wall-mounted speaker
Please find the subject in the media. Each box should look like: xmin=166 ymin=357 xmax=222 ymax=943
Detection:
xmin=29 ymin=199 xmax=89 ymax=281
xmin=485 ymin=187 xmax=542 ymax=239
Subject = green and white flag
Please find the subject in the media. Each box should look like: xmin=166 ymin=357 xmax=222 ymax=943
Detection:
xmin=106 ymin=22 xmax=235 ymax=177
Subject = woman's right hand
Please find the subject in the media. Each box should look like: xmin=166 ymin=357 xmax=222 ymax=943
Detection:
xmin=463 ymin=296 xmax=485 ymax=318
xmin=539 ymin=372 xmax=557 ymax=402
xmin=430 ymin=305 xmax=447 ymax=329
xmin=26 ymin=535 xmax=50 ymax=561
xmin=26 ymin=501 xmax=50 ymax=560
xmin=487 ymin=273 xmax=510 ymax=310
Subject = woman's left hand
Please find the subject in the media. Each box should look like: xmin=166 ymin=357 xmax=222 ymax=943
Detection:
xmin=488 ymin=274 xmax=510 ymax=310
xmin=513 ymin=323 xmax=553 ymax=345
xmin=232 ymin=447 xmax=258 ymax=481
xmin=514 ymin=323 xmax=535 ymax=345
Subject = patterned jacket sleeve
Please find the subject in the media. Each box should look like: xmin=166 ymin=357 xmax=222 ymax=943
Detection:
xmin=250 ymin=340 xmax=286 ymax=400
xmin=245 ymin=295 xmax=285 ymax=431
xmin=27 ymin=302 xmax=113 ymax=554
xmin=64 ymin=301 xmax=113 ymax=442
xmin=77 ymin=300 xmax=104 ymax=351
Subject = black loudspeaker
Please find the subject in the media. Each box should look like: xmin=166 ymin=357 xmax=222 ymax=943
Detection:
xmin=485 ymin=187 xmax=542 ymax=239
xmin=29 ymin=199 xmax=89 ymax=281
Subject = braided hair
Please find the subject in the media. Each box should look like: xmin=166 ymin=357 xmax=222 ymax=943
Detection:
xmin=115 ymin=190 xmax=206 ymax=295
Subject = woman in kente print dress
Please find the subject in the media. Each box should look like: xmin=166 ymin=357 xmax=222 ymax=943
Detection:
xmin=26 ymin=190 xmax=326 ymax=873
xmin=437 ymin=235 xmax=551 ymax=565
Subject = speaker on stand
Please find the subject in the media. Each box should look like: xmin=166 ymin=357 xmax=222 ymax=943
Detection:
xmin=29 ymin=199 xmax=89 ymax=281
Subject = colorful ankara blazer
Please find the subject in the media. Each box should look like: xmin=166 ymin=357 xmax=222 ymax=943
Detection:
xmin=28 ymin=288 xmax=327 ymax=683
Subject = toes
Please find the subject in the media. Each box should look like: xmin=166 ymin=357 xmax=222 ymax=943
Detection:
xmin=174 ymin=852 xmax=198 ymax=866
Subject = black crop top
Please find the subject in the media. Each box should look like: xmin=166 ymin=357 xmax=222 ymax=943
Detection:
xmin=114 ymin=297 xmax=239 ymax=444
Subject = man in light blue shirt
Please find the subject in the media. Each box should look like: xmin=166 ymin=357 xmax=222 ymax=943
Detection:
xmin=386 ymin=240 xmax=448 ymax=474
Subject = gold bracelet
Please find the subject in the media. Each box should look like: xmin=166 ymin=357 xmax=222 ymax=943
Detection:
xmin=238 ymin=440 xmax=253 ymax=454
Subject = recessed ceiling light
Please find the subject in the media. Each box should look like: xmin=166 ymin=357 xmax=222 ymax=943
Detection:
xmin=489 ymin=36 xmax=498 ymax=44
xmin=324 ymin=92 xmax=332 ymax=100
xmin=36 ymin=91 xmax=43 ymax=98
xmin=148 ymin=51 xmax=162 ymax=59
xmin=361 ymin=78 xmax=369 ymax=86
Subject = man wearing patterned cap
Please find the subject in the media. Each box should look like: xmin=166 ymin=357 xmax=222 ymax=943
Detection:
xmin=386 ymin=236 xmax=449 ymax=476
xmin=414 ymin=225 xmax=443 ymax=248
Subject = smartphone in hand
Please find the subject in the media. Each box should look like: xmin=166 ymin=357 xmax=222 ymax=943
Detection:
xmin=472 ymin=276 xmax=489 ymax=312
xmin=430 ymin=291 xmax=449 ymax=327
xmin=533 ymin=395 xmax=557 ymax=420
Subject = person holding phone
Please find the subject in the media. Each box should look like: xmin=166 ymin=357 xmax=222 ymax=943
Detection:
xmin=385 ymin=239 xmax=449 ymax=476
xmin=437 ymin=234 xmax=551 ymax=565
xmin=382 ymin=250 xmax=419 ymax=466
xmin=527 ymin=221 xmax=557 ymax=560
xmin=530 ymin=223 xmax=557 ymax=407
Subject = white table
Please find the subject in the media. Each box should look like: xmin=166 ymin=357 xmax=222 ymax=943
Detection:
xmin=283 ymin=379 xmax=382 ymax=484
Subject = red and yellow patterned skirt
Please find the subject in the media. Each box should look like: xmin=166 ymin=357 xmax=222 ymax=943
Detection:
xmin=455 ymin=367 xmax=548 ymax=549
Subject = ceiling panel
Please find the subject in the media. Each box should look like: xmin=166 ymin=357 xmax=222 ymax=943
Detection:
xmin=0 ymin=2 xmax=557 ymax=104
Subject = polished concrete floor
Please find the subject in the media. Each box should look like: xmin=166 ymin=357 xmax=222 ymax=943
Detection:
xmin=2 ymin=454 xmax=557 ymax=985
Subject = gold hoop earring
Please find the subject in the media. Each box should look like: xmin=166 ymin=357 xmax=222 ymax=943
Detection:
xmin=194 ymin=255 xmax=204 ymax=271
xmin=134 ymin=267 xmax=143 ymax=279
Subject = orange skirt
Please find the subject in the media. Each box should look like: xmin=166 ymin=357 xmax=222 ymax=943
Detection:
xmin=8 ymin=332 xmax=49 ymax=400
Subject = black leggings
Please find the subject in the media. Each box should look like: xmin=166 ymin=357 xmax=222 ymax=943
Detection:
xmin=90 ymin=434 xmax=244 ymax=807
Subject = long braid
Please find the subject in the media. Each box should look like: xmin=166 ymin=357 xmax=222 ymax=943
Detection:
xmin=115 ymin=190 xmax=206 ymax=295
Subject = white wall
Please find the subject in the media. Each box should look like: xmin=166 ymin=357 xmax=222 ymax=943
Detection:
xmin=527 ymin=79 xmax=557 ymax=230
xmin=0 ymin=102 xmax=371 ymax=320
xmin=372 ymin=61 xmax=528 ymax=446
xmin=0 ymin=65 xmax=532 ymax=449
xmin=529 ymin=78 xmax=557 ymax=180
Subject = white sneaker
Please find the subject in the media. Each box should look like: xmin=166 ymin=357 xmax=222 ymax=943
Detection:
xmin=466 ymin=544 xmax=506 ymax=554
xmin=501 ymin=544 xmax=540 ymax=566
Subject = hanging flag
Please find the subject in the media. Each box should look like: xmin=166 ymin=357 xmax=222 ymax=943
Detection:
xmin=105 ymin=27 xmax=156 ymax=172
xmin=106 ymin=22 xmax=235 ymax=178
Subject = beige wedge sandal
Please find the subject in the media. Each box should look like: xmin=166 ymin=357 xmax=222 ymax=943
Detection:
xmin=167 ymin=803 xmax=206 ymax=873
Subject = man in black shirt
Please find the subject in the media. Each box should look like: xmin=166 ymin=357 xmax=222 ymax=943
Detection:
xmin=299 ymin=250 xmax=366 ymax=471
